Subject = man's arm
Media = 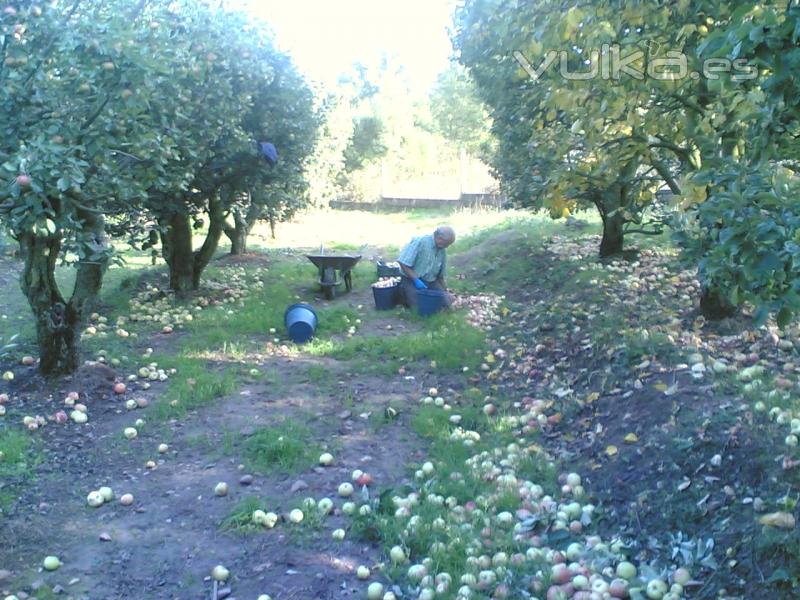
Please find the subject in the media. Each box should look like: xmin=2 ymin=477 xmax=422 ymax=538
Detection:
xmin=435 ymin=252 xmax=447 ymax=289
xmin=400 ymin=263 xmax=420 ymax=280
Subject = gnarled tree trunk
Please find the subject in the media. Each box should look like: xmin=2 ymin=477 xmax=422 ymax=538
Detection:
xmin=192 ymin=195 xmax=225 ymax=289
xmin=160 ymin=195 xmax=226 ymax=293
xmin=160 ymin=209 xmax=195 ymax=296
xmin=224 ymin=201 xmax=261 ymax=255
xmin=19 ymin=208 xmax=108 ymax=375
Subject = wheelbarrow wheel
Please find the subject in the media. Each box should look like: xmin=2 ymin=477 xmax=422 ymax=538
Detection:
xmin=322 ymin=267 xmax=336 ymax=300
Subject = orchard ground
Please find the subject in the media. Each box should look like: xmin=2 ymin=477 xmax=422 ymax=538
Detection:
xmin=0 ymin=207 xmax=798 ymax=600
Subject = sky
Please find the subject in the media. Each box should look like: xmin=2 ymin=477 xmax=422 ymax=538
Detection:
xmin=232 ymin=0 xmax=457 ymax=93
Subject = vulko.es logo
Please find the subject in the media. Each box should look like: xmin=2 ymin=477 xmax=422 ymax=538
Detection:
xmin=513 ymin=43 xmax=756 ymax=82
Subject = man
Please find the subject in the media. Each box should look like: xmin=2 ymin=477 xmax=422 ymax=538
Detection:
xmin=397 ymin=225 xmax=456 ymax=310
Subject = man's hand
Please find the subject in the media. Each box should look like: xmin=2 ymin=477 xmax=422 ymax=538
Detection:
xmin=413 ymin=278 xmax=428 ymax=290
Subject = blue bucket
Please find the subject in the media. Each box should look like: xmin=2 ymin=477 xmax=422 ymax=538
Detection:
xmin=284 ymin=303 xmax=318 ymax=343
xmin=372 ymin=283 xmax=398 ymax=310
xmin=417 ymin=288 xmax=446 ymax=317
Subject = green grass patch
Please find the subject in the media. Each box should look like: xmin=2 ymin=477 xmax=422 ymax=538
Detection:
xmin=309 ymin=311 xmax=485 ymax=373
xmin=244 ymin=419 xmax=320 ymax=474
xmin=150 ymin=356 xmax=238 ymax=420
xmin=0 ymin=428 xmax=38 ymax=510
xmin=219 ymin=495 xmax=272 ymax=533
xmin=0 ymin=428 xmax=32 ymax=478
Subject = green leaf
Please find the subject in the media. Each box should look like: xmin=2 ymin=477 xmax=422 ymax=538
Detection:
xmin=766 ymin=569 xmax=791 ymax=584
xmin=776 ymin=307 xmax=792 ymax=329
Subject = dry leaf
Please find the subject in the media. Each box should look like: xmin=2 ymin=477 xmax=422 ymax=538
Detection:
xmin=759 ymin=512 xmax=796 ymax=529
xmin=653 ymin=382 xmax=668 ymax=392
xmin=678 ymin=479 xmax=692 ymax=491
xmin=624 ymin=432 xmax=639 ymax=443
xmin=605 ymin=445 xmax=618 ymax=457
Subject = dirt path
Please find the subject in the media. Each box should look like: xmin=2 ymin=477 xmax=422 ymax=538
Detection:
xmin=0 ymin=285 xmax=432 ymax=599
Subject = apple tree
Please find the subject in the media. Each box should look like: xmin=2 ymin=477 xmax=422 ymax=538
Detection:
xmin=453 ymin=0 xmax=672 ymax=256
xmin=0 ymin=0 xmax=203 ymax=373
xmin=223 ymin=52 xmax=319 ymax=254
xmin=672 ymin=2 xmax=800 ymax=324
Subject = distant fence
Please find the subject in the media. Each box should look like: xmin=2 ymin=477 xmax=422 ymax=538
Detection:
xmin=329 ymin=192 xmax=506 ymax=211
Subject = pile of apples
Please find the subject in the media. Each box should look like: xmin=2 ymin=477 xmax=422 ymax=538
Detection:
xmin=451 ymin=293 xmax=505 ymax=330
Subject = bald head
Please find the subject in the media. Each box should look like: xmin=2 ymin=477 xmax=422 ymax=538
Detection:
xmin=434 ymin=225 xmax=456 ymax=249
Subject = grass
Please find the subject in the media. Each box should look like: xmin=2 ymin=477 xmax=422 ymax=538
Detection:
xmin=219 ymin=495 xmax=273 ymax=533
xmin=308 ymin=311 xmax=486 ymax=374
xmin=244 ymin=418 xmax=320 ymax=474
xmin=0 ymin=428 xmax=37 ymax=510
xmin=149 ymin=356 xmax=238 ymax=420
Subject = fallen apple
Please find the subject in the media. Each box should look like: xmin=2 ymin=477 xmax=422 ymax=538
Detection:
xmin=120 ymin=493 xmax=134 ymax=505
xmin=390 ymin=545 xmax=406 ymax=564
xmin=98 ymin=486 xmax=114 ymax=502
xmin=113 ymin=382 xmax=126 ymax=394
xmin=263 ymin=511 xmax=278 ymax=528
xmin=672 ymin=567 xmax=690 ymax=585
xmin=356 ymin=565 xmax=370 ymax=580
xmin=332 ymin=528 xmax=345 ymax=540
xmin=211 ymin=565 xmax=229 ymax=581
xmin=87 ymin=491 xmax=104 ymax=507
xmin=317 ymin=497 xmax=334 ymax=514
xmin=338 ymin=482 xmax=354 ymax=497
xmin=367 ymin=582 xmax=384 ymax=599
xmin=123 ymin=427 xmax=137 ymax=440
xmin=616 ymin=561 xmax=637 ymax=580
xmin=214 ymin=482 xmax=229 ymax=496
xmin=43 ymin=555 xmax=61 ymax=571
xmin=70 ymin=410 xmax=88 ymax=424
xmin=2 ymin=371 xmax=13 ymax=381
xmin=21 ymin=356 xmax=34 ymax=366
xmin=158 ymin=443 xmax=169 ymax=454
xmin=289 ymin=508 xmax=304 ymax=523
xmin=319 ymin=452 xmax=334 ymax=466
xmin=646 ymin=578 xmax=668 ymax=599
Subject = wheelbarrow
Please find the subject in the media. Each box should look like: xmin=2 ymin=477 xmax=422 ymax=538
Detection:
xmin=306 ymin=254 xmax=362 ymax=300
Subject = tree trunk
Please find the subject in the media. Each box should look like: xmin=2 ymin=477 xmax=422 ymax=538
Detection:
xmin=700 ymin=285 xmax=737 ymax=320
xmin=228 ymin=218 xmax=248 ymax=255
xmin=224 ymin=200 xmax=261 ymax=255
xmin=192 ymin=195 xmax=225 ymax=289
xmin=18 ymin=208 xmax=109 ymax=375
xmin=19 ymin=233 xmax=78 ymax=374
xmin=599 ymin=208 xmax=625 ymax=257
xmin=160 ymin=210 xmax=195 ymax=296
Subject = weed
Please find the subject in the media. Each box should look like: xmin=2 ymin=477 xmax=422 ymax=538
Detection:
xmin=0 ymin=428 xmax=37 ymax=511
xmin=311 ymin=312 xmax=486 ymax=373
xmin=244 ymin=419 xmax=320 ymax=474
xmin=220 ymin=496 xmax=272 ymax=533
xmin=150 ymin=357 xmax=237 ymax=420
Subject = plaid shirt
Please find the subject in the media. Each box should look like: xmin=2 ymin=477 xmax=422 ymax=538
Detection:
xmin=398 ymin=234 xmax=446 ymax=282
